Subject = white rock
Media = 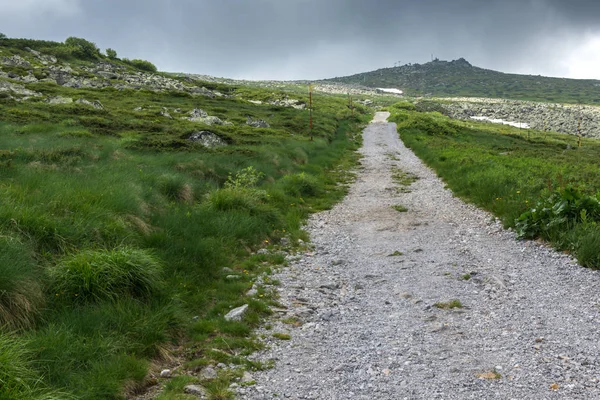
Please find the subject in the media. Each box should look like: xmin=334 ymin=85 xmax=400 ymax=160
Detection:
xmin=224 ymin=304 xmax=249 ymax=321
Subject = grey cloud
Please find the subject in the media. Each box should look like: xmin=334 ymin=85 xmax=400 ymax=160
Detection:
xmin=1 ymin=0 xmax=600 ymax=79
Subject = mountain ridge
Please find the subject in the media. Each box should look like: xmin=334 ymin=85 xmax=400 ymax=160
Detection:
xmin=324 ymin=58 xmax=600 ymax=104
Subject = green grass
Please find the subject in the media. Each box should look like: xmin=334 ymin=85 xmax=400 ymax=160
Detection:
xmin=0 ymin=39 xmax=371 ymax=398
xmin=433 ymin=299 xmax=463 ymax=309
xmin=390 ymin=106 xmax=600 ymax=269
xmin=387 ymin=251 xmax=404 ymax=257
xmin=392 ymin=205 xmax=408 ymax=213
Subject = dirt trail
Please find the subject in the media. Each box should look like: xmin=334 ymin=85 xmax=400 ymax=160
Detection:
xmin=239 ymin=112 xmax=600 ymax=399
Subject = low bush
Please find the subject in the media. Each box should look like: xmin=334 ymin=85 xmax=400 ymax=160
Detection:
xmin=123 ymin=58 xmax=158 ymax=73
xmin=49 ymin=248 xmax=164 ymax=304
xmin=64 ymin=37 xmax=101 ymax=60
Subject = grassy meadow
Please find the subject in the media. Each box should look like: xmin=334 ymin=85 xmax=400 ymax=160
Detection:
xmin=0 ymin=44 xmax=372 ymax=398
xmin=388 ymin=102 xmax=600 ymax=269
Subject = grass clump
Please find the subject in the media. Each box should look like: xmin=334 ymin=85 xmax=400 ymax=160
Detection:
xmin=387 ymin=251 xmax=404 ymax=257
xmin=272 ymin=333 xmax=291 ymax=340
xmin=433 ymin=299 xmax=463 ymax=310
xmin=49 ymin=248 xmax=164 ymax=304
xmin=392 ymin=205 xmax=408 ymax=213
xmin=0 ymin=235 xmax=44 ymax=330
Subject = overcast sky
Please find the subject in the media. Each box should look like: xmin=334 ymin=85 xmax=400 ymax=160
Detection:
xmin=1 ymin=0 xmax=600 ymax=81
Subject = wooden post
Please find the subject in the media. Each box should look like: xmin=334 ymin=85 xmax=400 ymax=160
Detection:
xmin=309 ymin=84 xmax=313 ymax=141
xmin=578 ymin=116 xmax=582 ymax=148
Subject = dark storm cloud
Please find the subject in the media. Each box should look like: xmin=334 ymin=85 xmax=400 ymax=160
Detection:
xmin=1 ymin=0 xmax=600 ymax=79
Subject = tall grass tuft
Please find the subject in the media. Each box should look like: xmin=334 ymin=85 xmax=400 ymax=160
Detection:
xmin=0 ymin=332 xmax=69 ymax=399
xmin=49 ymin=248 xmax=164 ymax=304
xmin=0 ymin=235 xmax=44 ymax=330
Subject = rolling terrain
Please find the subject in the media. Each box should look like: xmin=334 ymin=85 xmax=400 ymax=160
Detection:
xmin=325 ymin=58 xmax=600 ymax=104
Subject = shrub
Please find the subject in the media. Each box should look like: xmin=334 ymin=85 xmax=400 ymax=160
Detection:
xmin=64 ymin=37 xmax=100 ymax=59
xmin=224 ymin=166 xmax=264 ymax=189
xmin=123 ymin=58 xmax=158 ymax=73
xmin=0 ymin=32 xmax=7 ymax=40
xmin=516 ymin=187 xmax=600 ymax=240
xmin=49 ymin=248 xmax=164 ymax=304
xmin=105 ymin=48 xmax=117 ymax=59
xmin=0 ymin=235 xmax=44 ymax=330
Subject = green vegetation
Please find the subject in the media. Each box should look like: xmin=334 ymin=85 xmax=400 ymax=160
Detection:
xmin=388 ymin=251 xmax=404 ymax=257
xmin=272 ymin=333 xmax=291 ymax=340
xmin=0 ymin=35 xmax=155 ymax=73
xmin=392 ymin=205 xmax=408 ymax=213
xmin=328 ymin=58 xmax=600 ymax=104
xmin=123 ymin=58 xmax=158 ymax=73
xmin=433 ymin=299 xmax=463 ymax=309
xmin=389 ymin=104 xmax=600 ymax=269
xmin=0 ymin=37 xmax=371 ymax=399
xmin=106 ymin=48 xmax=118 ymax=60
xmin=391 ymin=166 xmax=419 ymax=193
xmin=64 ymin=37 xmax=101 ymax=60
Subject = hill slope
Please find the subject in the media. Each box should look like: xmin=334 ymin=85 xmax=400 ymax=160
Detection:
xmin=0 ymin=36 xmax=372 ymax=399
xmin=324 ymin=58 xmax=600 ymax=104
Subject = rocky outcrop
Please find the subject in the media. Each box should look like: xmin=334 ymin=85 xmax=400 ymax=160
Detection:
xmin=0 ymin=80 xmax=42 ymax=98
xmin=440 ymin=99 xmax=600 ymax=138
xmin=1 ymin=55 xmax=31 ymax=68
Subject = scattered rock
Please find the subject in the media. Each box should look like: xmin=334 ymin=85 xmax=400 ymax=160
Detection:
xmin=159 ymin=369 xmax=172 ymax=378
xmin=184 ymin=384 xmax=207 ymax=397
xmin=241 ymin=371 xmax=254 ymax=383
xmin=246 ymin=116 xmax=270 ymax=128
xmin=224 ymin=304 xmax=249 ymax=321
xmin=187 ymin=131 xmax=228 ymax=148
xmin=1 ymin=55 xmax=31 ymax=68
xmin=76 ymin=98 xmax=104 ymax=109
xmin=188 ymin=108 xmax=208 ymax=119
xmin=201 ymin=116 xmax=225 ymax=126
xmin=46 ymin=96 xmax=73 ymax=105
xmin=199 ymin=366 xmax=218 ymax=380
xmin=160 ymin=108 xmax=173 ymax=119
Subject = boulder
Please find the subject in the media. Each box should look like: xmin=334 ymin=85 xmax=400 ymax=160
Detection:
xmin=246 ymin=116 xmax=270 ymax=128
xmin=187 ymin=131 xmax=228 ymax=148
xmin=76 ymin=99 xmax=104 ymax=110
xmin=46 ymin=96 xmax=73 ymax=105
xmin=224 ymin=304 xmax=249 ymax=321
xmin=184 ymin=385 xmax=207 ymax=397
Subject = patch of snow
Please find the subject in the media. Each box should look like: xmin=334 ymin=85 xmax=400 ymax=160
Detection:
xmin=376 ymin=88 xmax=403 ymax=95
xmin=471 ymin=116 xmax=530 ymax=129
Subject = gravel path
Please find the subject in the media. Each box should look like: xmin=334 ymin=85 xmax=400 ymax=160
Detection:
xmin=238 ymin=112 xmax=600 ymax=399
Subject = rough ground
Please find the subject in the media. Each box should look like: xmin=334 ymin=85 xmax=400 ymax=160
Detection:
xmin=238 ymin=112 xmax=600 ymax=400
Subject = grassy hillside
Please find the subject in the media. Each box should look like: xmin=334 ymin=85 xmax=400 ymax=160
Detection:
xmin=388 ymin=102 xmax=600 ymax=268
xmin=0 ymin=36 xmax=371 ymax=399
xmin=326 ymin=58 xmax=600 ymax=104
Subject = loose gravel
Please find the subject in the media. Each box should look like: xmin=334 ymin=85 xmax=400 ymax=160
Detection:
xmin=238 ymin=112 xmax=600 ymax=399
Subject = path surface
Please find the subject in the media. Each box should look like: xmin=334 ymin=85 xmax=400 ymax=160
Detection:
xmin=238 ymin=112 xmax=600 ymax=399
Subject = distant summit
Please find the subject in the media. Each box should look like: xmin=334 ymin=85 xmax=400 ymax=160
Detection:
xmin=322 ymin=58 xmax=600 ymax=104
